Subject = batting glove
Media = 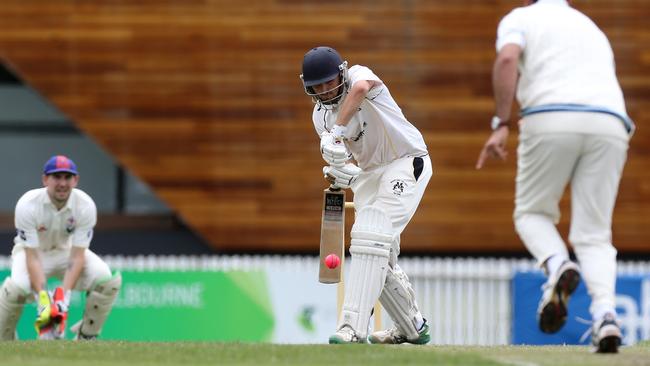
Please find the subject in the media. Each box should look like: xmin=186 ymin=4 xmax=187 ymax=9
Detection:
xmin=320 ymin=126 xmax=350 ymax=168
xmin=323 ymin=163 xmax=362 ymax=189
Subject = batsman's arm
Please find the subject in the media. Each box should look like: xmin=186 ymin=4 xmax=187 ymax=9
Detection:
xmin=334 ymin=80 xmax=378 ymax=128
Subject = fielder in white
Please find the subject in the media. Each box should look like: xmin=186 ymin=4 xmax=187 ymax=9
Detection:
xmin=301 ymin=46 xmax=432 ymax=344
xmin=476 ymin=0 xmax=634 ymax=353
xmin=0 ymin=155 xmax=122 ymax=340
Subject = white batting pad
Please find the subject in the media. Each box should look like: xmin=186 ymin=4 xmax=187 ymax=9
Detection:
xmin=379 ymin=264 xmax=422 ymax=340
xmin=72 ymin=272 xmax=122 ymax=337
xmin=0 ymin=278 xmax=29 ymax=340
xmin=339 ymin=206 xmax=393 ymax=339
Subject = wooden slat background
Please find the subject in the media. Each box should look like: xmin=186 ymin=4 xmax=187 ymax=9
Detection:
xmin=0 ymin=0 xmax=647 ymax=254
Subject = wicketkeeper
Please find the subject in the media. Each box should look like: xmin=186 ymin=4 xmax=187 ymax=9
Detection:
xmin=0 ymin=155 xmax=121 ymax=340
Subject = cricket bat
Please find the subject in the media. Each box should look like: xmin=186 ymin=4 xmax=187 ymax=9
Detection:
xmin=319 ymin=186 xmax=346 ymax=284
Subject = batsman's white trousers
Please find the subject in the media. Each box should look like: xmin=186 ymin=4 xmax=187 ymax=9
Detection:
xmin=352 ymin=155 xmax=432 ymax=265
xmin=514 ymin=112 xmax=629 ymax=316
xmin=10 ymin=247 xmax=113 ymax=295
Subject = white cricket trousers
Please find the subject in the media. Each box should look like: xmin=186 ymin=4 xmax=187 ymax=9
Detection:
xmin=514 ymin=113 xmax=628 ymax=316
xmin=10 ymin=247 xmax=112 ymax=294
xmin=352 ymin=155 xmax=432 ymax=265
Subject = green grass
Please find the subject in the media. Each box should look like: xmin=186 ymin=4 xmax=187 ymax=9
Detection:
xmin=0 ymin=342 xmax=648 ymax=366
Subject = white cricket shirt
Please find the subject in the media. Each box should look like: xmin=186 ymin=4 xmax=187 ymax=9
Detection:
xmin=13 ymin=188 xmax=96 ymax=252
xmin=312 ymin=65 xmax=428 ymax=171
xmin=496 ymin=0 xmax=627 ymax=117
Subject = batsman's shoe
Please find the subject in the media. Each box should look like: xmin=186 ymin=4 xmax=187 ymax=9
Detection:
xmin=328 ymin=325 xmax=363 ymax=344
xmin=368 ymin=319 xmax=430 ymax=345
xmin=591 ymin=313 xmax=622 ymax=353
xmin=538 ymin=260 xmax=581 ymax=334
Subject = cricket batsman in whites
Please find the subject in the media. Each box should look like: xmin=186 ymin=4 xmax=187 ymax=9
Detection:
xmin=0 ymin=155 xmax=122 ymax=340
xmin=301 ymin=46 xmax=432 ymax=344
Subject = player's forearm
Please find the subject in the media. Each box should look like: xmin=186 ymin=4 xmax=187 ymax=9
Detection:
xmin=335 ymin=81 xmax=373 ymax=127
xmin=25 ymin=249 xmax=46 ymax=292
xmin=62 ymin=247 xmax=85 ymax=291
xmin=492 ymin=46 xmax=520 ymax=121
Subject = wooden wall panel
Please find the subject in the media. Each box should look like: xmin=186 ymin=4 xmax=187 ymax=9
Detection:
xmin=0 ymin=0 xmax=647 ymax=254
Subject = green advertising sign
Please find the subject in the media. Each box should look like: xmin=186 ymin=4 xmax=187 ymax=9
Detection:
xmin=5 ymin=270 xmax=274 ymax=341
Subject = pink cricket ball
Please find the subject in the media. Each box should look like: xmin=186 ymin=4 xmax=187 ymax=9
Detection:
xmin=325 ymin=254 xmax=341 ymax=269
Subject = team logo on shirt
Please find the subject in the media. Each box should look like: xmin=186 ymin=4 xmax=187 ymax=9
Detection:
xmin=391 ymin=179 xmax=407 ymax=196
xmin=66 ymin=217 xmax=76 ymax=234
xmin=16 ymin=229 xmax=26 ymax=241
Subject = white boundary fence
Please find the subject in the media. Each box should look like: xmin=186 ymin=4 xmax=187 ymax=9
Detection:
xmin=2 ymin=255 xmax=649 ymax=345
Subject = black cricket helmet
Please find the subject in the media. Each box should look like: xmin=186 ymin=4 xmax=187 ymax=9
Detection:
xmin=300 ymin=46 xmax=349 ymax=106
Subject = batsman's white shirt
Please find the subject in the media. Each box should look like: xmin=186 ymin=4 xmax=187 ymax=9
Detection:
xmin=311 ymin=65 xmax=432 ymax=254
xmin=311 ymin=65 xmax=428 ymax=171
xmin=496 ymin=0 xmax=627 ymax=121
xmin=13 ymin=188 xmax=96 ymax=253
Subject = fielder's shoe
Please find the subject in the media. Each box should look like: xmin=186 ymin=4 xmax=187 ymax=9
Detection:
xmin=37 ymin=324 xmax=57 ymax=340
xmin=591 ymin=313 xmax=622 ymax=353
xmin=74 ymin=332 xmax=97 ymax=341
xmin=368 ymin=319 xmax=430 ymax=345
xmin=328 ymin=325 xmax=363 ymax=344
xmin=538 ymin=260 xmax=581 ymax=333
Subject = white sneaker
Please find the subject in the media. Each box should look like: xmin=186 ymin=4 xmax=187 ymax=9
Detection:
xmin=537 ymin=260 xmax=581 ymax=333
xmin=591 ymin=313 xmax=621 ymax=353
xmin=328 ymin=325 xmax=363 ymax=344
xmin=368 ymin=320 xmax=430 ymax=345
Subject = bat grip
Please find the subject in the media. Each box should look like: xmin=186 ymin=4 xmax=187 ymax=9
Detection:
xmin=329 ymin=185 xmax=342 ymax=192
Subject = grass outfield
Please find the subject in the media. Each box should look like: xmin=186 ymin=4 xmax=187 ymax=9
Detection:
xmin=0 ymin=342 xmax=648 ymax=366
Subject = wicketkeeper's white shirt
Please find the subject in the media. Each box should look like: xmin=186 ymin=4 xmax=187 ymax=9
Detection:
xmin=13 ymin=188 xmax=96 ymax=253
xmin=496 ymin=0 xmax=627 ymax=118
xmin=312 ymin=65 xmax=428 ymax=171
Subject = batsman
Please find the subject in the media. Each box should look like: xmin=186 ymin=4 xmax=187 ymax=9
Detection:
xmin=0 ymin=155 xmax=121 ymax=340
xmin=301 ymin=46 xmax=433 ymax=344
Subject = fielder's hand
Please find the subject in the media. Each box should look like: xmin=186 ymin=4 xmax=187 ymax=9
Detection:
xmin=320 ymin=126 xmax=350 ymax=167
xmin=323 ymin=163 xmax=362 ymax=189
xmin=34 ymin=290 xmax=52 ymax=332
xmin=50 ymin=287 xmax=70 ymax=339
xmin=50 ymin=287 xmax=70 ymax=320
xmin=476 ymin=126 xmax=509 ymax=169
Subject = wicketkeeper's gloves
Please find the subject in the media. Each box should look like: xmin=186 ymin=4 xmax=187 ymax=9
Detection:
xmin=34 ymin=290 xmax=52 ymax=332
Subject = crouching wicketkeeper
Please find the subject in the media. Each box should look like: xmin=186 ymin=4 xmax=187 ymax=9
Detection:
xmin=0 ymin=155 xmax=121 ymax=340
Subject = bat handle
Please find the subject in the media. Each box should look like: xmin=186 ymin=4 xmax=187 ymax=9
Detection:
xmin=329 ymin=185 xmax=342 ymax=192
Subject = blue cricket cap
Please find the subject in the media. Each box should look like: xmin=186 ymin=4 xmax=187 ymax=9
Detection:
xmin=43 ymin=155 xmax=78 ymax=175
